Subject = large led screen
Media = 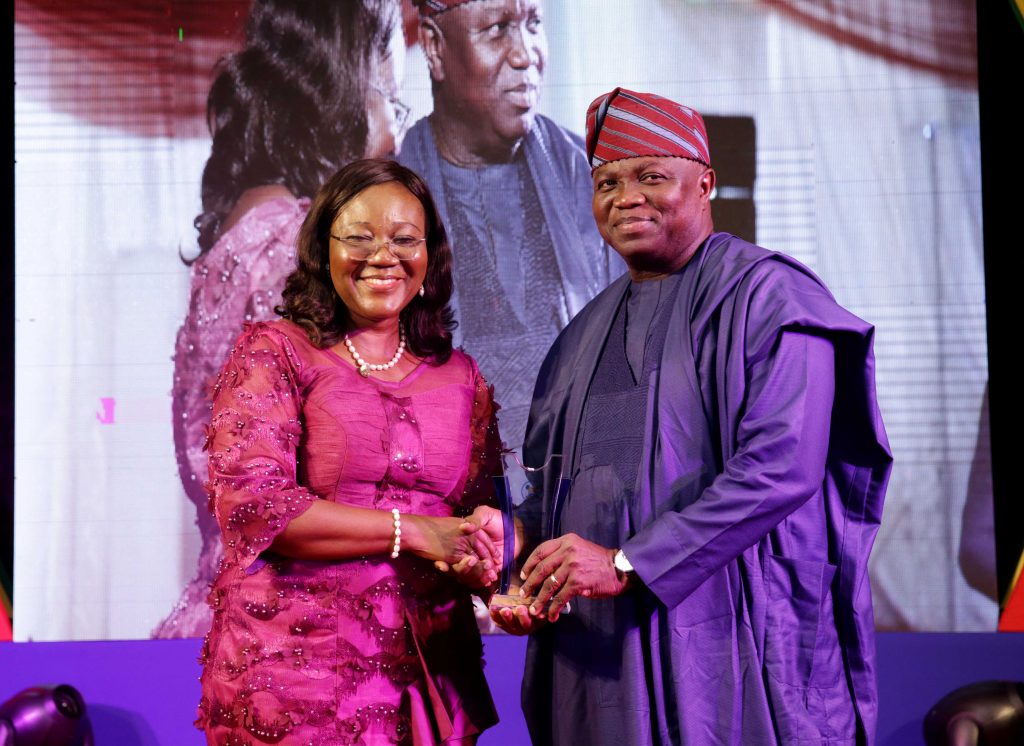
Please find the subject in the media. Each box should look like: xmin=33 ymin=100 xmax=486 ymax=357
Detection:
xmin=13 ymin=0 xmax=991 ymax=640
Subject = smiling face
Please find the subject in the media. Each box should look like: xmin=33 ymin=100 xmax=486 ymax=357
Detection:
xmin=592 ymin=156 xmax=716 ymax=279
xmin=434 ymin=0 xmax=547 ymax=151
xmin=328 ymin=181 xmax=428 ymax=328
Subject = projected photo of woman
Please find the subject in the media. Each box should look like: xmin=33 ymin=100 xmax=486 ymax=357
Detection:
xmin=196 ymin=158 xmax=504 ymax=745
xmin=156 ymin=0 xmax=409 ymax=638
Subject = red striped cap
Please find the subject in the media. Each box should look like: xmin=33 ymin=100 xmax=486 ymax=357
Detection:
xmin=586 ymin=88 xmax=710 ymax=170
xmin=412 ymin=0 xmax=475 ymax=17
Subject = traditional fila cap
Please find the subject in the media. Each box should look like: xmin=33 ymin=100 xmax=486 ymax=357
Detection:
xmin=412 ymin=0 xmax=475 ymax=17
xmin=586 ymin=88 xmax=711 ymax=170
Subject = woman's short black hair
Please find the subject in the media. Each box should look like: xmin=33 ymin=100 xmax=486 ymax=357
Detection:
xmin=277 ymin=159 xmax=456 ymax=363
xmin=192 ymin=0 xmax=398 ymax=256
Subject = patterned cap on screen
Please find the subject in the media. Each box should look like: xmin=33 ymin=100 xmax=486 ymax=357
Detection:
xmin=412 ymin=0 xmax=476 ymax=16
xmin=585 ymin=88 xmax=711 ymax=170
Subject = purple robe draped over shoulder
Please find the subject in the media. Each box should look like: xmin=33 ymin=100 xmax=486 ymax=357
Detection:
xmin=519 ymin=233 xmax=892 ymax=746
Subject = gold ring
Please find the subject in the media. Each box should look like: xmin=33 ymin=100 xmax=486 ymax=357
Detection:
xmin=549 ymin=573 xmax=560 ymax=587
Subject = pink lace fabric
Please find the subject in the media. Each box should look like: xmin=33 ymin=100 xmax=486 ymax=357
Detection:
xmin=196 ymin=320 xmax=502 ymax=745
xmin=156 ymin=197 xmax=309 ymax=639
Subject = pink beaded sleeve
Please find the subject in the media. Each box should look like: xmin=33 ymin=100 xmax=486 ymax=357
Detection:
xmin=204 ymin=323 xmax=318 ymax=574
xmin=458 ymin=359 xmax=504 ymax=514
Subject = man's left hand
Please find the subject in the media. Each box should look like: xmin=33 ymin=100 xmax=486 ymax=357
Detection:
xmin=519 ymin=533 xmax=629 ymax=621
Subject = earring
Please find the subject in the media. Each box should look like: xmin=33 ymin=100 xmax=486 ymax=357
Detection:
xmin=418 ymin=286 xmax=425 ymax=297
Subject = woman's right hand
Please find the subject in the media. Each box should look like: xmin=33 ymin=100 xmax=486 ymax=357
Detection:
xmin=434 ymin=506 xmax=509 ymax=588
xmin=404 ymin=514 xmax=500 ymax=571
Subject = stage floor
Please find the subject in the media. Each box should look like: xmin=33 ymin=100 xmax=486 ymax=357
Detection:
xmin=2 ymin=633 xmax=1022 ymax=744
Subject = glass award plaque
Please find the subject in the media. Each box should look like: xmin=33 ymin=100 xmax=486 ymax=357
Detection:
xmin=489 ymin=452 xmax=570 ymax=609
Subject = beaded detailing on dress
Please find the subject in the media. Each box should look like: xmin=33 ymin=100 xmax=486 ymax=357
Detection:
xmin=205 ymin=326 xmax=315 ymax=574
xmin=197 ymin=320 xmax=500 ymax=745
xmin=460 ymin=364 xmax=504 ymax=516
xmin=158 ymin=196 xmax=309 ymax=639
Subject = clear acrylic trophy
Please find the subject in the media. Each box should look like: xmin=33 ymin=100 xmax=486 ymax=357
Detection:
xmin=489 ymin=451 xmax=571 ymax=609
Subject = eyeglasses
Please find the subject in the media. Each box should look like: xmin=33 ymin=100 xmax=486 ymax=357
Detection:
xmin=330 ymin=234 xmax=426 ymax=261
xmin=371 ymin=84 xmax=412 ymax=134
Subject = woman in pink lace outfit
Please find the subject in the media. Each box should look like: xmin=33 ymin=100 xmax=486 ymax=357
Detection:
xmin=197 ymin=159 xmax=506 ymax=745
xmin=158 ymin=0 xmax=409 ymax=638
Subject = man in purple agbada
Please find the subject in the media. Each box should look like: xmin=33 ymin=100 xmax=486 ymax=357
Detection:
xmin=490 ymin=88 xmax=893 ymax=745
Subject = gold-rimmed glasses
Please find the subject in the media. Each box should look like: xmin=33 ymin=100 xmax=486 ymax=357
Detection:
xmin=330 ymin=234 xmax=425 ymax=261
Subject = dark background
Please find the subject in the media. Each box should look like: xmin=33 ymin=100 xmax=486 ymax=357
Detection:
xmin=978 ymin=0 xmax=1023 ymax=603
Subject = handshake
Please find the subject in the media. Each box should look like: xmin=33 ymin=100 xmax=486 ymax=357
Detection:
xmin=435 ymin=505 xmax=632 ymax=635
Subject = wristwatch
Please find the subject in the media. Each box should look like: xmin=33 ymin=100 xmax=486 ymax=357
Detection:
xmin=613 ymin=549 xmax=635 ymax=584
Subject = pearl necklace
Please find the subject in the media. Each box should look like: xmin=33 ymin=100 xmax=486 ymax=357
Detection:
xmin=344 ymin=328 xmax=406 ymax=378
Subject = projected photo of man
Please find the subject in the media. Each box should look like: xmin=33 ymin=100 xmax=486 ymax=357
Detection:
xmin=400 ymin=0 xmax=622 ymax=451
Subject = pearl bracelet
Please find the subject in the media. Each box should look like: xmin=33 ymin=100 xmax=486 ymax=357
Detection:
xmin=390 ymin=508 xmax=402 ymax=559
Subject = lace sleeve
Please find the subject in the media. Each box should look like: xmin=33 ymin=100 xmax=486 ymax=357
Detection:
xmin=458 ymin=361 xmax=504 ymax=515
xmin=204 ymin=323 xmax=318 ymax=574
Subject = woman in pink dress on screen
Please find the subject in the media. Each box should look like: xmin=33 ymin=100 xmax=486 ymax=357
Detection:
xmin=196 ymin=159 xmax=506 ymax=745
xmin=158 ymin=0 xmax=409 ymax=638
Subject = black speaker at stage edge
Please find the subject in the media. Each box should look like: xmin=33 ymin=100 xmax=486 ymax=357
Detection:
xmin=0 ymin=684 xmax=94 ymax=746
